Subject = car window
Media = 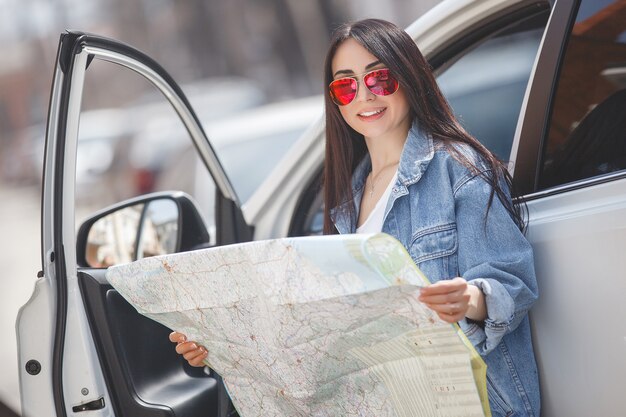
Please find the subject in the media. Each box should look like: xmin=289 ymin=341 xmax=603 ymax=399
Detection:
xmin=437 ymin=13 xmax=547 ymax=161
xmin=538 ymin=0 xmax=626 ymax=190
xmin=76 ymin=60 xmax=220 ymax=247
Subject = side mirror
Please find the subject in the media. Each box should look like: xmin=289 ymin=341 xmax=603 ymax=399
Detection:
xmin=77 ymin=192 xmax=210 ymax=268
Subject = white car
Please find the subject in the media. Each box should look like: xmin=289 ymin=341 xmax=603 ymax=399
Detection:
xmin=17 ymin=0 xmax=626 ymax=416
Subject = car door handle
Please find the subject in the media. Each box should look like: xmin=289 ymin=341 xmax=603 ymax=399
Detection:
xmin=72 ymin=397 xmax=105 ymax=412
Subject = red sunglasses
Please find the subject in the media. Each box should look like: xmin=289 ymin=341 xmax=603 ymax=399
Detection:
xmin=329 ymin=68 xmax=399 ymax=106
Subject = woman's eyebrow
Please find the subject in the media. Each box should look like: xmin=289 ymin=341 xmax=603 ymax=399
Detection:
xmin=365 ymin=60 xmax=383 ymax=70
xmin=333 ymin=60 xmax=382 ymax=78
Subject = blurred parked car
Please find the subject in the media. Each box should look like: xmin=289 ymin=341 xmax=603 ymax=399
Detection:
xmin=74 ymin=77 xmax=267 ymax=208
xmin=17 ymin=0 xmax=626 ymax=416
xmin=74 ymin=109 xmax=137 ymax=206
xmin=127 ymin=95 xmax=322 ymax=244
xmin=131 ymin=94 xmax=323 ymax=202
xmin=126 ymin=76 xmax=268 ymax=192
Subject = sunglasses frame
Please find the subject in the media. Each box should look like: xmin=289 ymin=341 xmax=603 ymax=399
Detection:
xmin=328 ymin=68 xmax=399 ymax=106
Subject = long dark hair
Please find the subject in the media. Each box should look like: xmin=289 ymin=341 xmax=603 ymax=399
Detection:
xmin=322 ymin=18 xmax=525 ymax=234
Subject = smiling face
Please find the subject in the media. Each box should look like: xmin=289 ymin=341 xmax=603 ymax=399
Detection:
xmin=331 ymin=38 xmax=411 ymax=142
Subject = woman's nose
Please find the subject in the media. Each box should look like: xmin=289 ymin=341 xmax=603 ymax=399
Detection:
xmin=355 ymin=79 xmax=375 ymax=102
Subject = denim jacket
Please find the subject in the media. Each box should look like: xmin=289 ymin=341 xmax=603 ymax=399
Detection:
xmin=330 ymin=123 xmax=540 ymax=417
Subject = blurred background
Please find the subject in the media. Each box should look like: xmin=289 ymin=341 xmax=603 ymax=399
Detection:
xmin=0 ymin=0 xmax=442 ymax=415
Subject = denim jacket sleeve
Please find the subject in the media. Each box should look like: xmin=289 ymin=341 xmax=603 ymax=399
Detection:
xmin=453 ymin=170 xmax=538 ymax=356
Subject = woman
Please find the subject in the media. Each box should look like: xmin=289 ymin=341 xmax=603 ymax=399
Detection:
xmin=172 ymin=18 xmax=540 ymax=417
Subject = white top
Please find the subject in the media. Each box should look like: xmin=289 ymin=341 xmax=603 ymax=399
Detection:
xmin=356 ymin=172 xmax=398 ymax=234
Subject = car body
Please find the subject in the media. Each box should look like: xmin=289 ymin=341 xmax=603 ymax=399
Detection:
xmin=16 ymin=0 xmax=626 ymax=416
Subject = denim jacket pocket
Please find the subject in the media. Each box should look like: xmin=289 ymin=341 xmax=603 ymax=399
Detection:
xmin=409 ymin=223 xmax=458 ymax=278
xmin=486 ymin=373 xmax=515 ymax=417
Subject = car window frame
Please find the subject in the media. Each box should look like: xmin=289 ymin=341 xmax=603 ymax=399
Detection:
xmin=508 ymin=0 xmax=626 ymax=199
xmin=537 ymin=0 xmax=626 ymax=195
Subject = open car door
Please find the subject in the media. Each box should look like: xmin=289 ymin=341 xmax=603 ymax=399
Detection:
xmin=16 ymin=31 xmax=251 ymax=417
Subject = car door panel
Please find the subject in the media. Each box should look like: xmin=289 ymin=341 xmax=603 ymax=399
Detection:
xmin=514 ymin=0 xmax=626 ymax=414
xmin=79 ymin=270 xmax=219 ymax=417
xmin=526 ymin=178 xmax=626 ymax=416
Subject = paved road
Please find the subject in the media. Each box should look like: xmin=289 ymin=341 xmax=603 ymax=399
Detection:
xmin=0 ymin=183 xmax=41 ymax=415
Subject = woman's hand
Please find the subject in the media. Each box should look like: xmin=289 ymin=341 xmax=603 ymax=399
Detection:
xmin=169 ymin=331 xmax=208 ymax=367
xmin=418 ymin=277 xmax=486 ymax=323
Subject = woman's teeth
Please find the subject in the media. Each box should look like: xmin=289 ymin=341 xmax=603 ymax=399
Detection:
xmin=359 ymin=109 xmax=384 ymax=117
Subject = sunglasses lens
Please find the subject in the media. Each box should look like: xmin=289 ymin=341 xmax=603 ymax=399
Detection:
xmin=329 ymin=78 xmax=357 ymax=105
xmin=364 ymin=69 xmax=399 ymax=96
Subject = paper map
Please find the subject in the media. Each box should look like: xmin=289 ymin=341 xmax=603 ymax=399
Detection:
xmin=106 ymin=233 xmax=490 ymax=417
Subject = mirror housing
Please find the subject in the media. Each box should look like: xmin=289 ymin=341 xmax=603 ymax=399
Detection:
xmin=76 ymin=191 xmax=210 ymax=268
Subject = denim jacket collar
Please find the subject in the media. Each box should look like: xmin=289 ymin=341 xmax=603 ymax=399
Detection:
xmin=397 ymin=121 xmax=435 ymax=187
xmin=331 ymin=121 xmax=435 ymax=233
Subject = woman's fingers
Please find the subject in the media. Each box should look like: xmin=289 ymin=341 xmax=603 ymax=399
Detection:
xmin=169 ymin=331 xmax=208 ymax=367
xmin=423 ymin=302 xmax=466 ymax=323
xmin=419 ymin=278 xmax=471 ymax=323
xmin=169 ymin=331 xmax=187 ymax=343
xmin=419 ymin=277 xmax=467 ymax=296
xmin=176 ymin=341 xmax=209 ymax=367
xmin=184 ymin=346 xmax=208 ymax=367
xmin=419 ymin=281 xmax=470 ymax=305
xmin=419 ymin=289 xmax=468 ymax=305
xmin=435 ymin=310 xmax=466 ymax=324
xmin=175 ymin=341 xmax=200 ymax=355
xmin=424 ymin=301 xmax=464 ymax=313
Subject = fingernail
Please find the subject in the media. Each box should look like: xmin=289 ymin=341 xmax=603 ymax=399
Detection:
xmin=178 ymin=335 xmax=186 ymax=343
